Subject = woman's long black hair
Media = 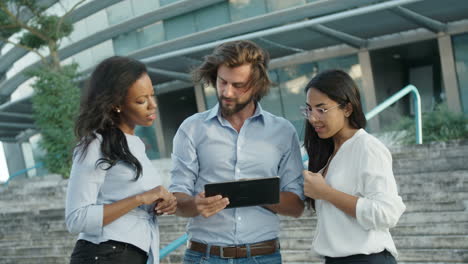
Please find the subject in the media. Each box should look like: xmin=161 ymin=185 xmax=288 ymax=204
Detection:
xmin=304 ymin=69 xmax=367 ymax=210
xmin=74 ymin=56 xmax=148 ymax=180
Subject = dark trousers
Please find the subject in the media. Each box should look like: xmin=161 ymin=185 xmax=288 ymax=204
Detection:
xmin=325 ymin=250 xmax=397 ymax=264
xmin=70 ymin=239 xmax=148 ymax=264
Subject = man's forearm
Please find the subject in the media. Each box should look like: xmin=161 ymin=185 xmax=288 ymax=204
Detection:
xmin=174 ymin=192 xmax=200 ymax=217
xmin=264 ymin=191 xmax=304 ymax=218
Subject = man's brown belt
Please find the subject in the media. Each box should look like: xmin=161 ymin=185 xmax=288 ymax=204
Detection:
xmin=188 ymin=239 xmax=279 ymax=259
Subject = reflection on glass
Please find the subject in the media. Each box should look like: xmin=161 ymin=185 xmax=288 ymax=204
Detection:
xmin=204 ymin=84 xmax=218 ymax=109
xmin=135 ymin=126 xmax=160 ymax=160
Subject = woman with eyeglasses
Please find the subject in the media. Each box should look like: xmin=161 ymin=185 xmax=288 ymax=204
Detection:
xmin=302 ymin=69 xmax=406 ymax=264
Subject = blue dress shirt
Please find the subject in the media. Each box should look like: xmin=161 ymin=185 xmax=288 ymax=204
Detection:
xmin=65 ymin=134 xmax=161 ymax=263
xmin=169 ymin=103 xmax=304 ymax=246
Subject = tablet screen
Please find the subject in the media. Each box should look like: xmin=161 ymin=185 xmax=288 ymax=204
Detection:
xmin=204 ymin=177 xmax=280 ymax=209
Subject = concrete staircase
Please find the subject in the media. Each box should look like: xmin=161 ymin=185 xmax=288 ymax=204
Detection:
xmin=0 ymin=140 xmax=467 ymax=264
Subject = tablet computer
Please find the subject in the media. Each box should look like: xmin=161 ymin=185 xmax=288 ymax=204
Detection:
xmin=204 ymin=177 xmax=280 ymax=209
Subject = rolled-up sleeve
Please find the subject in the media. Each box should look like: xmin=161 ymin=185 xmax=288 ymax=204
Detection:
xmin=278 ymin=129 xmax=305 ymax=200
xmin=65 ymin=140 xmax=106 ymax=235
xmin=169 ymin=127 xmax=199 ymax=196
xmin=356 ymin=141 xmax=406 ymax=230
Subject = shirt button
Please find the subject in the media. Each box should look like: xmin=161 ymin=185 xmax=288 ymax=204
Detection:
xmin=237 ymin=146 xmax=241 ymax=150
xmin=112 ymin=246 xmax=116 ymax=250
xmin=236 ymin=168 xmax=240 ymax=173
xmin=238 ymin=216 xmax=242 ymax=221
xmin=95 ymin=256 xmax=99 ymax=260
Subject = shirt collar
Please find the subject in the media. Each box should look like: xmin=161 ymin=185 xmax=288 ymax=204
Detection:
xmin=204 ymin=102 xmax=265 ymax=124
xmin=205 ymin=103 xmax=220 ymax=121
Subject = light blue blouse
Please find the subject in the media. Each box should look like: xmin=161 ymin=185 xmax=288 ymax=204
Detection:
xmin=169 ymin=103 xmax=304 ymax=246
xmin=65 ymin=134 xmax=161 ymax=263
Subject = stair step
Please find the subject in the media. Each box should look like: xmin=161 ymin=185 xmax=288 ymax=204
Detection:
xmin=276 ymin=235 xmax=468 ymax=250
xmin=393 ymin=156 xmax=468 ymax=174
xmin=280 ymin=248 xmax=468 ymax=262
xmin=0 ymin=255 xmax=70 ymax=264
xmin=278 ymin=222 xmax=468 ymax=238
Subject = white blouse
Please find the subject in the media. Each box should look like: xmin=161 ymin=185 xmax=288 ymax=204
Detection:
xmin=312 ymin=129 xmax=406 ymax=258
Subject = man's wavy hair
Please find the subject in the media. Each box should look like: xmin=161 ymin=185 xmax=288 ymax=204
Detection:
xmin=192 ymin=40 xmax=272 ymax=102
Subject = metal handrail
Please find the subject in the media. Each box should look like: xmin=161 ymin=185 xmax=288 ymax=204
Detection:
xmin=159 ymin=233 xmax=188 ymax=260
xmin=3 ymin=161 xmax=44 ymax=186
xmin=365 ymin=84 xmax=422 ymax=144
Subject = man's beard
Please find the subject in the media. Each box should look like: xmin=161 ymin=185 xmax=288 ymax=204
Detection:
xmin=219 ymin=95 xmax=254 ymax=117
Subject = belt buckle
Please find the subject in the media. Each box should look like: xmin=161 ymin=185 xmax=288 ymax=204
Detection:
xmin=219 ymin=246 xmax=235 ymax=259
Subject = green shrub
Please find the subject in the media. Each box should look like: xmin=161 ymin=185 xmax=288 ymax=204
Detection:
xmin=29 ymin=64 xmax=80 ymax=178
xmin=384 ymin=103 xmax=468 ymax=145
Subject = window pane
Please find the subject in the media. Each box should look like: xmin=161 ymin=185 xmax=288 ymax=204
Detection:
xmin=113 ymin=31 xmax=139 ymax=55
xmin=164 ymin=13 xmax=196 ymax=40
xmin=106 ymin=1 xmax=134 ymax=26
xmin=132 ymin=0 xmax=159 ymax=17
xmin=135 ymin=126 xmax=160 ymax=160
xmin=195 ymin=2 xmax=230 ymax=31
xmin=276 ymin=62 xmax=317 ymax=137
xmin=203 ymin=85 xmax=218 ymax=109
xmin=160 ymin=0 xmax=179 ymax=6
xmin=262 ymin=70 xmax=284 ymax=117
xmin=229 ymin=0 xmax=267 ymax=21
xmin=138 ymin=22 xmax=165 ymax=48
xmin=266 ymin=0 xmax=306 ymax=12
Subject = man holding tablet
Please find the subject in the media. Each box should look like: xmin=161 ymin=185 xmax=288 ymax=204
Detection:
xmin=169 ymin=40 xmax=304 ymax=264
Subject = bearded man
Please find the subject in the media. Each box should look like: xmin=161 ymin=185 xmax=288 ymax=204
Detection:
xmin=169 ymin=40 xmax=304 ymax=264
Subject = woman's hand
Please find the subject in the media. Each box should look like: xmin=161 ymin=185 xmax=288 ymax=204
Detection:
xmin=154 ymin=190 xmax=177 ymax=216
xmin=303 ymin=170 xmax=331 ymax=200
xmin=137 ymin=186 xmax=177 ymax=215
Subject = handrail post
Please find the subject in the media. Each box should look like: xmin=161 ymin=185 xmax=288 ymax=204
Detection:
xmin=365 ymin=84 xmax=423 ymax=144
xmin=410 ymin=85 xmax=423 ymax=144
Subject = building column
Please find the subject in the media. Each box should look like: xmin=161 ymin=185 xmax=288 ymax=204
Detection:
xmin=438 ymin=34 xmax=462 ymax=113
xmin=153 ymin=96 xmax=167 ymax=158
xmin=358 ymin=50 xmax=379 ymax=131
xmin=21 ymin=142 xmax=36 ymax=177
xmin=3 ymin=142 xmax=27 ymax=180
xmin=194 ymin=84 xmax=207 ymax=113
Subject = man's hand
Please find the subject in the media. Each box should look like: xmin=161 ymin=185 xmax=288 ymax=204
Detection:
xmin=303 ymin=170 xmax=331 ymax=200
xmin=195 ymin=192 xmax=229 ymax=218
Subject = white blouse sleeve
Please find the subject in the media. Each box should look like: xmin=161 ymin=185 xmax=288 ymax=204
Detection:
xmin=355 ymin=139 xmax=406 ymax=230
xmin=65 ymin=138 xmax=106 ymax=235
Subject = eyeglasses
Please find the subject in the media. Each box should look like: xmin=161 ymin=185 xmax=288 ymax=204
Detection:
xmin=301 ymin=104 xmax=342 ymax=119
